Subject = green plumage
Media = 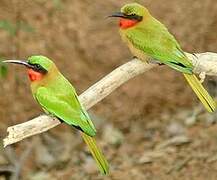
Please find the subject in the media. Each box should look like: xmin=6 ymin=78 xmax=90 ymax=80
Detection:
xmin=34 ymin=77 xmax=96 ymax=136
xmin=123 ymin=18 xmax=193 ymax=74
xmin=28 ymin=56 xmax=109 ymax=174
xmin=118 ymin=3 xmax=216 ymax=112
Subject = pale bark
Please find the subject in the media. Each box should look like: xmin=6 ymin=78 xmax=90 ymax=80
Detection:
xmin=3 ymin=52 xmax=217 ymax=147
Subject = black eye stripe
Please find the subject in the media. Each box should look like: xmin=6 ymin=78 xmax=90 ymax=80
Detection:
xmin=35 ymin=64 xmax=42 ymax=70
xmin=27 ymin=63 xmax=48 ymax=74
xmin=28 ymin=63 xmax=42 ymax=69
xmin=125 ymin=14 xmax=143 ymax=21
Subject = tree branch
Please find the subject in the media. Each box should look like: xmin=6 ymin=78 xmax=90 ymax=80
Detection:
xmin=3 ymin=52 xmax=217 ymax=147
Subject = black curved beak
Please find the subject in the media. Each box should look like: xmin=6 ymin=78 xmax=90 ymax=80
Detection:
xmin=2 ymin=60 xmax=33 ymax=68
xmin=108 ymin=12 xmax=127 ymax=18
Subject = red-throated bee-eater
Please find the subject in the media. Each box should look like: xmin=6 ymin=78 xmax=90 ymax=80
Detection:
xmin=109 ymin=3 xmax=216 ymax=112
xmin=3 ymin=56 xmax=109 ymax=174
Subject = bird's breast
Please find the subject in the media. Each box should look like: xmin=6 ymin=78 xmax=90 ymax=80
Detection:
xmin=120 ymin=31 xmax=149 ymax=62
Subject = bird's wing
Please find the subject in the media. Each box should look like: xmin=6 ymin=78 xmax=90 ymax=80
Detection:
xmin=125 ymin=19 xmax=193 ymax=73
xmin=35 ymin=86 xmax=96 ymax=136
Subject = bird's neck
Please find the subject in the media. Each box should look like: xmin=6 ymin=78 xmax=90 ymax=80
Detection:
xmin=119 ymin=18 xmax=139 ymax=29
xmin=29 ymin=66 xmax=58 ymax=94
xmin=28 ymin=69 xmax=44 ymax=82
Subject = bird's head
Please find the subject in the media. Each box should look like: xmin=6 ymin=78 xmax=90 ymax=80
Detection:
xmin=3 ymin=55 xmax=54 ymax=82
xmin=109 ymin=3 xmax=150 ymax=29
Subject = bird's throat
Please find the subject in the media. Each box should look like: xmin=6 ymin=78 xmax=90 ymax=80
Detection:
xmin=119 ymin=18 xmax=139 ymax=29
xmin=27 ymin=69 xmax=44 ymax=82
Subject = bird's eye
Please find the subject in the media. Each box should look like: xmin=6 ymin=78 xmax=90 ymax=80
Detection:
xmin=35 ymin=64 xmax=41 ymax=69
xmin=131 ymin=13 xmax=136 ymax=16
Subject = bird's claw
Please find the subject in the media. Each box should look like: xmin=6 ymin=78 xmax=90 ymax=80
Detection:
xmin=149 ymin=59 xmax=163 ymax=65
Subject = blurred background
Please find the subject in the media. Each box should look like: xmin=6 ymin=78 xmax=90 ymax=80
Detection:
xmin=0 ymin=0 xmax=217 ymax=179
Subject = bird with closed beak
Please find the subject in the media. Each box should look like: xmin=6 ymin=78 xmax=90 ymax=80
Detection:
xmin=3 ymin=55 xmax=109 ymax=175
xmin=109 ymin=3 xmax=216 ymax=112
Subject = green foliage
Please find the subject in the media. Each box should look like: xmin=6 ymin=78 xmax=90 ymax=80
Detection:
xmin=17 ymin=20 xmax=35 ymax=33
xmin=0 ymin=20 xmax=16 ymax=36
xmin=52 ymin=0 xmax=63 ymax=10
xmin=0 ymin=60 xmax=8 ymax=78
xmin=35 ymin=0 xmax=63 ymax=9
xmin=0 ymin=19 xmax=34 ymax=78
xmin=0 ymin=20 xmax=35 ymax=36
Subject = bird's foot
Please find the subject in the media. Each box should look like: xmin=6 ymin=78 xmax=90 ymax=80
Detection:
xmin=199 ymin=72 xmax=206 ymax=83
xmin=149 ymin=59 xmax=164 ymax=66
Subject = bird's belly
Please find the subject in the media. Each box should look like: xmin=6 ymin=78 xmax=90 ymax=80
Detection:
xmin=121 ymin=32 xmax=150 ymax=62
xmin=127 ymin=41 xmax=149 ymax=62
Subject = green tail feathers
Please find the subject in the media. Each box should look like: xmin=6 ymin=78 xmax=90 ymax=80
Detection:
xmin=183 ymin=73 xmax=216 ymax=112
xmin=81 ymin=133 xmax=109 ymax=175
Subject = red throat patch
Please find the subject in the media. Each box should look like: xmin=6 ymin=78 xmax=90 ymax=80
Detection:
xmin=119 ymin=18 xmax=139 ymax=29
xmin=27 ymin=69 xmax=44 ymax=82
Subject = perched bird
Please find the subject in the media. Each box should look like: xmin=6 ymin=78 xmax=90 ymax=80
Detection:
xmin=3 ymin=56 xmax=109 ymax=174
xmin=109 ymin=3 xmax=216 ymax=112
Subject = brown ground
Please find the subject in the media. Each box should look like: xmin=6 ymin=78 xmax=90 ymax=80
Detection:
xmin=0 ymin=0 xmax=217 ymax=179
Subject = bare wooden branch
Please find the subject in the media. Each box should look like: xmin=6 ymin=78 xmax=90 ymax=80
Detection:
xmin=3 ymin=52 xmax=217 ymax=147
